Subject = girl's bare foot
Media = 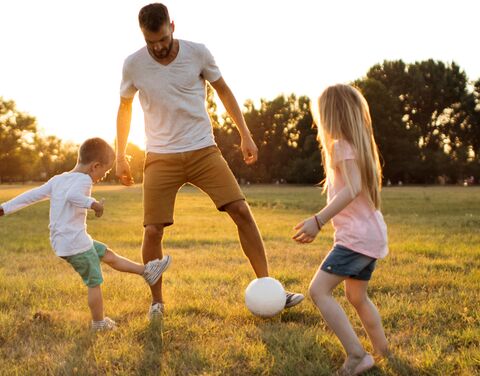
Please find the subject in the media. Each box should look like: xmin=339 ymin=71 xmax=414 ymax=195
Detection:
xmin=336 ymin=353 xmax=375 ymax=376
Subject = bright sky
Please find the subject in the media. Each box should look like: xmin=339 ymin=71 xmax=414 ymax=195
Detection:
xmin=1 ymin=0 xmax=479 ymax=148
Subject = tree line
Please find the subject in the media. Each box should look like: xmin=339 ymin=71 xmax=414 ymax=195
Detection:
xmin=1 ymin=59 xmax=479 ymax=185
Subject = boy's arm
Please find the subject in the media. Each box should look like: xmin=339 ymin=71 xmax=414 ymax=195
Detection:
xmin=293 ymin=160 xmax=362 ymax=243
xmin=210 ymin=77 xmax=258 ymax=165
xmin=65 ymin=178 xmax=96 ymax=209
xmin=64 ymin=178 xmax=105 ymax=217
xmin=0 ymin=182 xmax=52 ymax=216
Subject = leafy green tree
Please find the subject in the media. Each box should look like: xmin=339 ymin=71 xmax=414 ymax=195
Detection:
xmin=364 ymin=60 xmax=474 ymax=183
xmin=0 ymin=98 xmax=38 ymax=182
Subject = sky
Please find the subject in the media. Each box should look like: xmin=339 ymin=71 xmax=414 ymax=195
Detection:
xmin=1 ymin=0 xmax=479 ymax=147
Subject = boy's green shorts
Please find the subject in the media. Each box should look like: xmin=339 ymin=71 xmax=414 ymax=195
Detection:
xmin=62 ymin=241 xmax=108 ymax=287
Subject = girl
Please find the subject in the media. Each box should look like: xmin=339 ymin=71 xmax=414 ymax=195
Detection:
xmin=293 ymin=84 xmax=389 ymax=375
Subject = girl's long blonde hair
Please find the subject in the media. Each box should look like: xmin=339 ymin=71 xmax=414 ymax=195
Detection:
xmin=314 ymin=84 xmax=382 ymax=209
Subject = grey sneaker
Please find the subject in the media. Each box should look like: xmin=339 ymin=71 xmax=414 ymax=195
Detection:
xmin=148 ymin=302 xmax=165 ymax=320
xmin=91 ymin=316 xmax=117 ymax=331
xmin=285 ymin=291 xmax=304 ymax=308
xmin=143 ymin=255 xmax=172 ymax=286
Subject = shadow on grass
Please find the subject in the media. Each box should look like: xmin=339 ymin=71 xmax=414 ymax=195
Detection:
xmin=280 ymin=310 xmax=323 ymax=325
xmin=255 ymin=313 xmax=424 ymax=376
xmin=137 ymin=319 xmax=165 ymax=375
xmin=59 ymin=330 xmax=96 ymax=375
xmin=383 ymin=353 xmax=425 ymax=376
xmin=256 ymin=322 xmax=335 ymax=376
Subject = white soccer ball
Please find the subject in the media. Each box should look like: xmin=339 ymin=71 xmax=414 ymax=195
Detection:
xmin=245 ymin=277 xmax=286 ymax=318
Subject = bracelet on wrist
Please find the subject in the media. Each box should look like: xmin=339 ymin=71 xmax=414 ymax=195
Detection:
xmin=314 ymin=214 xmax=325 ymax=230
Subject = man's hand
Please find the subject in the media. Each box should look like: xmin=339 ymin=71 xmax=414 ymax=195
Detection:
xmin=241 ymin=135 xmax=258 ymax=165
xmin=292 ymin=216 xmax=321 ymax=243
xmin=116 ymin=158 xmax=134 ymax=186
xmin=0 ymin=207 xmax=4 ymax=217
xmin=91 ymin=199 xmax=105 ymax=218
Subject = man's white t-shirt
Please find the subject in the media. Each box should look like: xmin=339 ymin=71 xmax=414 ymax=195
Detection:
xmin=1 ymin=172 xmax=95 ymax=257
xmin=120 ymin=39 xmax=222 ymax=153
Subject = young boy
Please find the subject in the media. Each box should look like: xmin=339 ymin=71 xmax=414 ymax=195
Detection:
xmin=0 ymin=137 xmax=171 ymax=331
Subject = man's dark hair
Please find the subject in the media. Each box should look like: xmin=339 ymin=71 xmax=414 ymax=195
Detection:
xmin=139 ymin=3 xmax=170 ymax=32
xmin=78 ymin=138 xmax=115 ymax=165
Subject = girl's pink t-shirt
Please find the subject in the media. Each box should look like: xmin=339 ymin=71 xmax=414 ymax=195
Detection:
xmin=327 ymin=140 xmax=388 ymax=259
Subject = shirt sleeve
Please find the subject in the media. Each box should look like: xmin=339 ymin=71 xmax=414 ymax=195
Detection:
xmin=332 ymin=140 xmax=356 ymax=166
xmin=1 ymin=180 xmax=52 ymax=215
xmin=120 ymin=58 xmax=138 ymax=98
xmin=201 ymin=44 xmax=222 ymax=83
xmin=65 ymin=176 xmax=95 ymax=209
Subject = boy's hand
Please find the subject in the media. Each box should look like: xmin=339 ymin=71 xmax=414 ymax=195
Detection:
xmin=91 ymin=198 xmax=105 ymax=218
xmin=292 ymin=217 xmax=321 ymax=243
xmin=0 ymin=207 xmax=4 ymax=216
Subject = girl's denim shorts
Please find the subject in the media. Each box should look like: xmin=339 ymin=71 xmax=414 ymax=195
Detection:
xmin=320 ymin=244 xmax=377 ymax=281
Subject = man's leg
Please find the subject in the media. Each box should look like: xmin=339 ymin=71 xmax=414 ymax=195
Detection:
xmin=224 ymin=200 xmax=268 ymax=278
xmin=187 ymin=146 xmax=303 ymax=307
xmin=142 ymin=224 xmax=165 ymax=304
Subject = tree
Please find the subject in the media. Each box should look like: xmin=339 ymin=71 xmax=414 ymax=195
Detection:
xmin=0 ymin=98 xmax=38 ymax=182
xmin=363 ymin=60 xmax=475 ymax=183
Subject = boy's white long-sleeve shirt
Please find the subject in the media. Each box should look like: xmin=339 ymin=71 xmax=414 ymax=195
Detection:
xmin=1 ymin=172 xmax=96 ymax=257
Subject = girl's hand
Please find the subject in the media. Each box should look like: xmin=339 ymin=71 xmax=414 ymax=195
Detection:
xmin=292 ymin=217 xmax=320 ymax=243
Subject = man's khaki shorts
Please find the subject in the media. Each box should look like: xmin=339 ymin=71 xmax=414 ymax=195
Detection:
xmin=143 ymin=145 xmax=245 ymax=226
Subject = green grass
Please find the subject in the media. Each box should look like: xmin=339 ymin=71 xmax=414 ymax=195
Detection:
xmin=0 ymin=184 xmax=479 ymax=375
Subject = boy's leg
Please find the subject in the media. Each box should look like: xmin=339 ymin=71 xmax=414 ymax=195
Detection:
xmin=345 ymin=278 xmax=389 ymax=357
xmin=88 ymin=285 xmax=104 ymax=322
xmin=309 ymin=267 xmax=368 ymax=373
xmin=102 ymin=248 xmax=171 ymax=287
xmin=102 ymin=249 xmax=144 ymax=275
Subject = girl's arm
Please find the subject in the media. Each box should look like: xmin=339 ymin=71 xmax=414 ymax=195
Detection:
xmin=293 ymin=160 xmax=362 ymax=243
xmin=0 ymin=181 xmax=53 ymax=215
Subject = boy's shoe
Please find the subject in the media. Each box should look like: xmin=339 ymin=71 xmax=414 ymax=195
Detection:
xmin=285 ymin=291 xmax=305 ymax=308
xmin=148 ymin=302 xmax=165 ymax=320
xmin=143 ymin=255 xmax=172 ymax=286
xmin=91 ymin=317 xmax=117 ymax=331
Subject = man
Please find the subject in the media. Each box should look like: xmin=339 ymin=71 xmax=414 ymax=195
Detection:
xmin=116 ymin=3 xmax=304 ymax=318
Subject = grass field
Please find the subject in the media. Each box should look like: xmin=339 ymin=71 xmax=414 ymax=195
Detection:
xmin=0 ymin=184 xmax=479 ymax=375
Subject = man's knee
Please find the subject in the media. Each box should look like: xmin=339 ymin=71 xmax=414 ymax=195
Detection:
xmin=225 ymin=200 xmax=253 ymax=224
xmin=144 ymin=224 xmax=164 ymax=241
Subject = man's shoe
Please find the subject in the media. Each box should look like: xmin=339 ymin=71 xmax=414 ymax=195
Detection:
xmin=148 ymin=302 xmax=165 ymax=320
xmin=285 ymin=291 xmax=304 ymax=308
xmin=91 ymin=317 xmax=117 ymax=331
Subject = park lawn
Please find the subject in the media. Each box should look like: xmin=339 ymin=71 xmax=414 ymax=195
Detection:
xmin=0 ymin=184 xmax=479 ymax=375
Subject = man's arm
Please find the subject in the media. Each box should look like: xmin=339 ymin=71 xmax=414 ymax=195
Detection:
xmin=210 ymin=77 xmax=258 ymax=165
xmin=116 ymin=96 xmax=135 ymax=186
